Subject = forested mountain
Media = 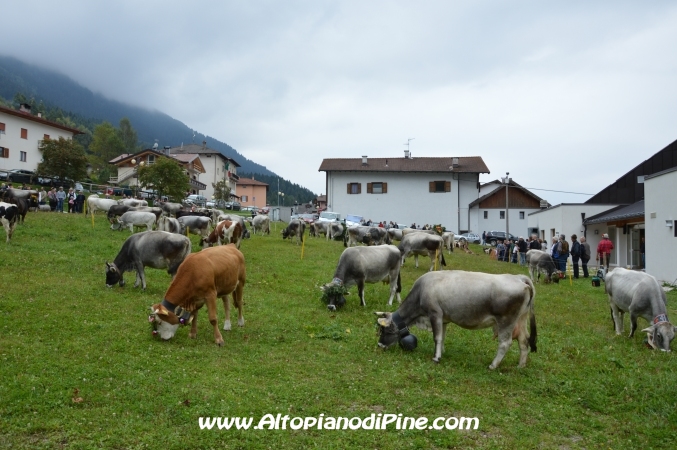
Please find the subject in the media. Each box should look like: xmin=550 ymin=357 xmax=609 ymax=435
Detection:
xmin=0 ymin=55 xmax=318 ymax=203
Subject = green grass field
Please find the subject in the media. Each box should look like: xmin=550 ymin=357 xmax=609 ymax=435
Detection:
xmin=1 ymin=212 xmax=675 ymax=449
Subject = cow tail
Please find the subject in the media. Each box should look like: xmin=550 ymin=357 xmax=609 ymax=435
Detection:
xmin=527 ymin=283 xmax=537 ymax=353
xmin=396 ymin=272 xmax=401 ymax=293
xmin=440 ymin=250 xmax=446 ymax=267
xmin=343 ymin=232 xmax=348 ymax=247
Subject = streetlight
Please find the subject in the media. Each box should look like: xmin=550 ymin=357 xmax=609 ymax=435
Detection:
xmin=278 ymin=191 xmax=284 ymax=206
xmin=502 ymin=172 xmax=511 ymax=238
xmin=130 ymin=158 xmax=145 ymax=198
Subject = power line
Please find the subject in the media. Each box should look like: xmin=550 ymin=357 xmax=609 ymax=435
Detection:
xmin=521 ymin=186 xmax=593 ymax=196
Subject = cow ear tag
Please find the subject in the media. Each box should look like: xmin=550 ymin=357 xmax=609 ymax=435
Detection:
xmin=377 ymin=318 xmax=391 ymax=327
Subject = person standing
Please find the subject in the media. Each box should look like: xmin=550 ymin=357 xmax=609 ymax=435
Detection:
xmin=496 ymin=240 xmax=506 ymax=262
xmin=596 ymin=233 xmax=614 ymax=270
xmin=557 ymin=234 xmax=570 ymax=273
xmin=48 ymin=188 xmax=57 ymax=211
xmin=570 ymin=234 xmax=581 ymax=279
xmin=529 ymin=235 xmax=541 ymax=251
xmin=517 ymin=237 xmax=528 ymax=266
xmin=481 ymin=231 xmax=486 ymax=246
xmin=67 ymin=188 xmax=76 ymax=213
xmin=580 ymin=236 xmax=591 ymax=278
xmin=75 ymin=190 xmax=86 ymax=213
xmin=38 ymin=187 xmax=47 ymax=205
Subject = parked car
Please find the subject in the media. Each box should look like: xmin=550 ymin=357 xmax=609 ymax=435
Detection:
xmin=185 ymin=194 xmax=208 ymax=207
xmin=298 ymin=213 xmax=318 ymax=224
xmin=458 ymin=233 xmax=481 ymax=244
xmin=485 ymin=231 xmax=519 ymax=246
xmin=225 ymin=201 xmax=241 ymax=211
xmin=1 ymin=169 xmax=36 ymax=184
xmin=259 ymin=206 xmax=270 ymax=215
xmin=317 ymin=211 xmax=341 ymax=222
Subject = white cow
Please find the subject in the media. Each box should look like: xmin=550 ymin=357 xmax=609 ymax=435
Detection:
xmin=116 ymin=211 xmax=156 ymax=233
xmin=86 ymin=194 xmax=119 ymax=217
xmin=118 ymin=198 xmax=148 ymax=207
xmin=398 ymin=233 xmax=446 ymax=271
xmin=251 ymin=215 xmax=270 ymax=235
xmin=157 ymin=216 xmax=182 ymax=234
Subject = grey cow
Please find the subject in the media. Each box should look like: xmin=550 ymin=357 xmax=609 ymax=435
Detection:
xmin=398 ymin=233 xmax=446 ymax=271
xmin=526 ymin=249 xmax=560 ymax=283
xmin=321 ymin=245 xmax=402 ymax=311
xmin=376 ymin=270 xmax=537 ymax=370
xmin=605 ymin=267 xmax=675 ymax=351
xmin=105 ymin=231 xmax=192 ymax=290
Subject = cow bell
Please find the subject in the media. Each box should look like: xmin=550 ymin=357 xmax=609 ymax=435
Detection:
xmin=399 ymin=333 xmax=418 ymax=351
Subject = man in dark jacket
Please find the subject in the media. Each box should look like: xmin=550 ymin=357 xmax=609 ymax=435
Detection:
xmin=570 ymin=234 xmax=581 ymax=278
xmin=517 ymin=237 xmax=528 ymax=266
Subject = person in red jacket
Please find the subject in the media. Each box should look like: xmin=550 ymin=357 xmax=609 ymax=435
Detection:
xmin=596 ymin=233 xmax=614 ymax=269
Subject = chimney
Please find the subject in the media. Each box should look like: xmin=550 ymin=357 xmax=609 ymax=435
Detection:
xmin=164 ymin=145 xmax=171 ymax=155
xmin=452 ymin=157 xmax=459 ymax=168
xmin=19 ymin=103 xmax=31 ymax=114
xmin=362 ymin=155 xmax=368 ymax=165
xmin=404 ymin=149 xmax=410 ymax=159
xmin=202 ymin=140 xmax=207 ymax=150
xmin=37 ymin=112 xmax=42 ymax=118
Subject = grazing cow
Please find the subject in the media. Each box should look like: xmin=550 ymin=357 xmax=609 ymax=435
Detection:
xmin=87 ymin=194 xmax=119 ymax=217
xmin=128 ymin=206 xmax=163 ymax=223
xmin=526 ymin=250 xmax=560 ymax=284
xmin=0 ymin=202 xmax=19 ymax=243
xmin=10 ymin=198 xmax=28 ymax=224
xmin=605 ymin=267 xmax=675 ymax=351
xmin=116 ymin=211 xmax=156 ymax=233
xmin=118 ymin=198 xmax=148 ymax=207
xmin=177 ymin=215 xmax=212 ymax=245
xmin=158 ymin=201 xmax=184 ymax=217
xmin=175 ymin=210 xmax=210 ymax=219
xmin=321 ymin=245 xmax=402 ymax=311
xmin=251 ymin=214 xmax=270 ymax=235
xmin=387 ymin=228 xmax=403 ymax=242
xmin=149 ymin=244 xmax=246 ymax=345
xmin=441 ymin=232 xmax=455 ymax=254
xmin=105 ymin=231 xmax=192 ymax=290
xmin=329 ymin=221 xmax=345 ymax=240
xmin=281 ymin=219 xmax=305 ymax=245
xmin=218 ymin=214 xmax=251 ymax=239
xmin=375 ymin=271 xmax=537 ymax=369
xmin=311 ymin=221 xmax=329 ymax=239
xmin=344 ymin=226 xmax=391 ymax=247
xmin=203 ymin=220 xmax=243 ymax=248
xmin=398 ymin=233 xmax=446 ymax=271
xmin=107 ymin=204 xmax=131 ymax=223
xmin=27 ymin=195 xmax=39 ymax=213
xmin=157 ymin=216 xmax=182 ymax=234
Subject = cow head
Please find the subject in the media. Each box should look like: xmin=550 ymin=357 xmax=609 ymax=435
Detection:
xmin=105 ymin=262 xmax=124 ymax=287
xmin=281 ymin=228 xmax=290 ymax=239
xmin=320 ymin=279 xmax=349 ymax=311
xmin=642 ymin=320 xmax=676 ymax=352
xmin=374 ymin=312 xmax=418 ymax=351
xmin=148 ymin=303 xmax=192 ymax=341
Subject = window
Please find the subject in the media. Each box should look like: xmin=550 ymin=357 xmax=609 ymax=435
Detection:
xmin=347 ymin=183 xmax=361 ymax=194
xmin=500 ymin=211 xmax=505 ymax=219
xmin=252 ymin=196 xmax=256 ymax=203
xmin=241 ymin=195 xmax=248 ymax=202
xmin=43 ymin=134 xmax=50 ymax=140
xmin=148 ymin=155 xmax=155 ymax=164
xmin=20 ymin=151 xmax=27 ymax=162
xmin=0 ymin=122 xmax=5 ymax=134
xmin=519 ymin=211 xmax=525 ymax=220
xmin=21 ymin=128 xmax=27 ymax=139
xmin=429 ymin=181 xmax=451 ymax=192
xmin=367 ymin=182 xmax=387 ymax=194
xmin=483 ymin=211 xmax=488 ymax=219
xmin=0 ymin=147 xmax=8 ymax=158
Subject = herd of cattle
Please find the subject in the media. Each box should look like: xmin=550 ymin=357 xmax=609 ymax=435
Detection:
xmin=3 ymin=188 xmax=675 ymax=369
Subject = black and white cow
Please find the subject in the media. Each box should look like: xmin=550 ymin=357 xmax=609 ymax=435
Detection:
xmin=344 ymin=226 xmax=390 ymax=247
xmin=376 ymin=271 xmax=537 ymax=369
xmin=177 ymin=215 xmax=212 ymax=245
xmin=321 ymin=245 xmax=402 ymax=311
xmin=605 ymin=267 xmax=675 ymax=351
xmin=526 ymin=250 xmax=560 ymax=284
xmin=282 ymin=219 xmax=305 ymax=245
xmin=0 ymin=202 xmax=19 ymax=243
xmin=398 ymin=233 xmax=446 ymax=271
xmin=105 ymin=231 xmax=192 ymax=290
xmin=107 ymin=204 xmax=131 ymax=223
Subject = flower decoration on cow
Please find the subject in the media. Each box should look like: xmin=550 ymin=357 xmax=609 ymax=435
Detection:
xmin=320 ymin=278 xmax=350 ymax=310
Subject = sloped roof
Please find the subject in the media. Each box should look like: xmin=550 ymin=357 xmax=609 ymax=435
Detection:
xmin=237 ymin=177 xmax=269 ymax=187
xmin=319 ymin=156 xmax=489 ymax=174
xmin=169 ymin=143 xmax=241 ymax=167
xmin=583 ymin=201 xmax=642 ymax=225
xmin=468 ymin=179 xmax=549 ymax=208
xmin=0 ymin=105 xmax=84 ymax=135
xmin=109 ymin=149 xmax=205 ymax=173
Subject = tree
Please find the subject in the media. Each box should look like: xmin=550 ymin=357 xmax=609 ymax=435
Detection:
xmin=212 ymin=179 xmax=231 ymax=206
xmin=37 ymin=137 xmax=88 ymax=185
xmin=90 ymin=122 xmax=125 ymax=166
xmin=137 ymin=157 xmax=189 ymax=201
xmin=118 ymin=117 xmax=139 ymax=153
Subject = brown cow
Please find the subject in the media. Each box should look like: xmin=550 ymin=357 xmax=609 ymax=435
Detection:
xmin=148 ymin=244 xmax=246 ymax=345
xmin=203 ymin=220 xmax=243 ymax=248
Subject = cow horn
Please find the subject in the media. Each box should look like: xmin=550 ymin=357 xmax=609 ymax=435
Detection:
xmin=640 ymin=326 xmax=655 ymax=333
xmin=374 ymin=312 xmax=387 ymax=317
xmin=377 ymin=318 xmax=391 ymax=327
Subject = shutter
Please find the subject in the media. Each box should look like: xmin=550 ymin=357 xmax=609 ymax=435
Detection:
xmin=347 ymin=183 xmax=351 ymax=194
xmin=445 ymin=181 xmax=451 ymax=192
xmin=429 ymin=182 xmax=435 ymax=192
xmin=367 ymin=183 xmax=373 ymax=194
xmin=357 ymin=183 xmax=362 ymax=194
xmin=0 ymin=122 xmax=5 ymax=132
xmin=382 ymin=182 xmax=387 ymax=194
xmin=21 ymin=128 xmax=27 ymax=139
xmin=1 ymin=147 xmax=8 ymax=158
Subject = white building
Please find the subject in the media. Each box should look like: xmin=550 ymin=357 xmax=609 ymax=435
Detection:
xmin=0 ymin=103 xmax=82 ymax=173
xmin=169 ymin=142 xmax=240 ymax=199
xmin=469 ymin=179 xmax=549 ymax=239
xmin=528 ymin=203 xmax=621 ymax=248
xmin=644 ymin=167 xmax=677 ymax=284
xmin=319 ymin=153 xmax=489 ymax=232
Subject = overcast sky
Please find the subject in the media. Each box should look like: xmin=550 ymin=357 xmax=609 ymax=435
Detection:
xmin=3 ymin=1 xmax=677 ymax=205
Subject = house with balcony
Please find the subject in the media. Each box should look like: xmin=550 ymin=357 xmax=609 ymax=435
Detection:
xmin=109 ymin=148 xmax=206 ymax=194
xmin=0 ymin=103 xmax=83 ymax=174
xmin=168 ymin=142 xmax=240 ymax=200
